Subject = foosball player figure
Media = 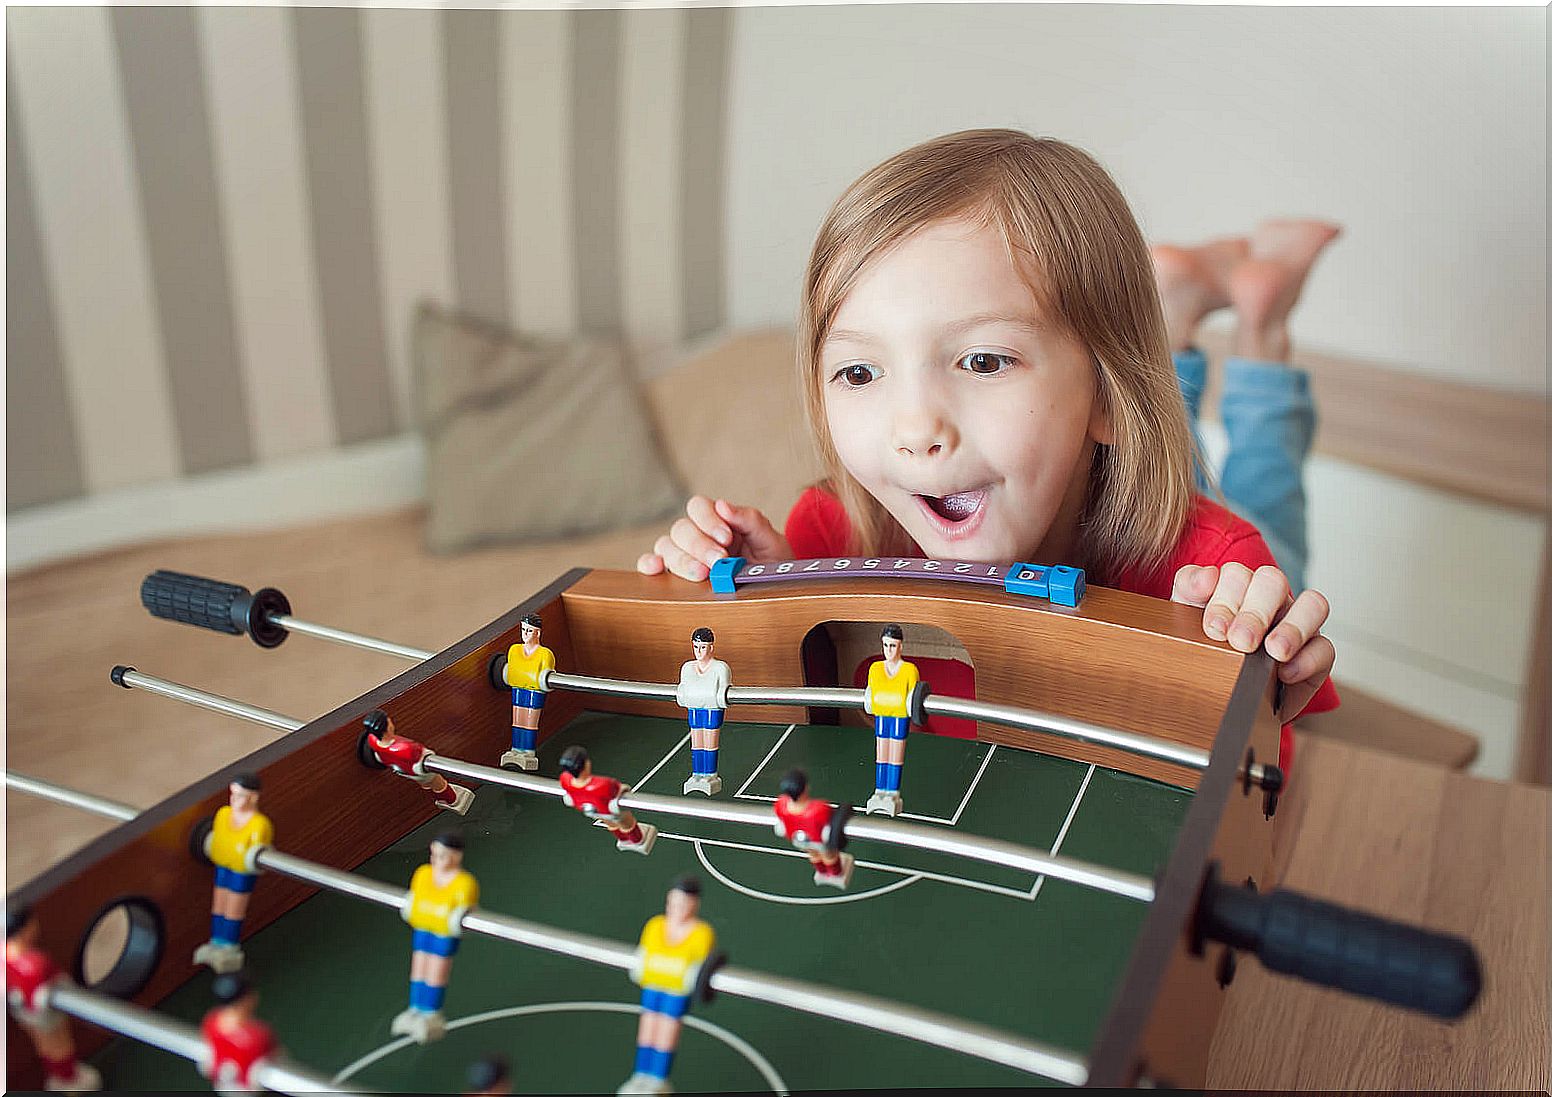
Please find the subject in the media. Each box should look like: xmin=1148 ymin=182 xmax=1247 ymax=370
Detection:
xmin=502 ymin=613 xmax=555 ymax=771
xmin=199 ymin=973 xmax=277 ymax=1095
xmin=676 ymin=627 xmax=730 ymax=796
xmin=363 ymin=709 xmax=475 ymax=815
xmin=558 ymin=745 xmax=658 ymax=855
xmin=465 ymin=1054 xmax=513 ymax=1096
xmin=393 ymin=830 xmax=479 ymax=1044
xmin=5 ymin=905 xmax=104 ymax=1093
xmin=773 ymin=769 xmax=854 ymax=889
xmin=194 ymin=773 xmax=273 ymax=973
xmin=622 ymin=875 xmax=718 ymax=1095
xmin=863 ymin=624 xmax=919 ymax=817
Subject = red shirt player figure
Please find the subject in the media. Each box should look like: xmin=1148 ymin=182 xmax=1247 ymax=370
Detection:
xmin=199 ymin=973 xmax=278 ymax=1095
xmin=5 ymin=906 xmax=103 ymax=1092
xmin=773 ymin=769 xmax=855 ymax=889
xmin=557 ymin=746 xmax=657 ymax=855
xmin=363 ymin=710 xmax=475 ymax=815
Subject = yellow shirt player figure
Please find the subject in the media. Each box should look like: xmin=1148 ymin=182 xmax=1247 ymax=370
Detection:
xmin=194 ymin=774 xmax=274 ymax=974
xmin=863 ymin=624 xmax=920 ymax=817
xmin=502 ymin=613 xmax=555 ymax=771
xmin=393 ymin=831 xmax=479 ymax=1045
xmin=621 ymin=876 xmax=717 ymax=1095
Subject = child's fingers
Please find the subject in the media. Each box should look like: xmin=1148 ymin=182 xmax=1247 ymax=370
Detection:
xmin=715 ymin=499 xmax=789 ymax=561
xmin=1225 ymin=566 xmax=1292 ymax=653
xmin=1171 ymin=564 xmax=1219 ymax=606
xmin=671 ymin=516 xmax=728 ymax=570
xmin=636 ymin=552 xmax=666 ymax=576
xmin=1201 ymin=562 xmax=1254 ymax=641
xmin=1276 ymin=634 xmax=1336 ymax=721
xmin=1265 ymin=589 xmax=1331 ymax=661
xmin=687 ymin=495 xmax=733 ymax=548
xmin=654 ymin=533 xmax=709 ymax=582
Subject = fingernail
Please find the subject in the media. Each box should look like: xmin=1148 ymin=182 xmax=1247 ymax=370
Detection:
xmin=1229 ymin=622 xmax=1255 ymax=650
xmin=1268 ymin=634 xmax=1290 ymax=660
xmin=1205 ymin=614 xmax=1228 ymax=639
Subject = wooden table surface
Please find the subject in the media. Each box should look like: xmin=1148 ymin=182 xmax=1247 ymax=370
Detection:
xmin=1207 ymin=735 xmax=1550 ymax=1091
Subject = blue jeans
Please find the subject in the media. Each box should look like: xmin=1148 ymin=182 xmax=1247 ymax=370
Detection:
xmin=1175 ymin=349 xmax=1313 ymax=593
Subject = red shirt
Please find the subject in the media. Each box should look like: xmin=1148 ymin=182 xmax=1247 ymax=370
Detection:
xmin=201 ymin=1009 xmax=277 ymax=1088
xmin=368 ymin=733 xmax=429 ymax=776
xmin=5 ymin=943 xmax=60 ymax=1014
xmin=559 ymin=771 xmax=624 ymax=818
xmin=774 ymin=795 xmax=837 ymax=850
xmin=783 ymin=486 xmax=1337 ymax=768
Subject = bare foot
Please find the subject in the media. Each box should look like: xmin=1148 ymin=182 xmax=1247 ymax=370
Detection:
xmin=1150 ymin=237 xmax=1248 ymax=352
xmin=1227 ymin=219 xmax=1343 ymax=362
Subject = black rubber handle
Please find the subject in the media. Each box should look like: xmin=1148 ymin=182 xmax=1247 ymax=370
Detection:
xmin=1194 ymin=863 xmax=1481 ymax=1019
xmin=139 ymin=570 xmax=291 ymax=649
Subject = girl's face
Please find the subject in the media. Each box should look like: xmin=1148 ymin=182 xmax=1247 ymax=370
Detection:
xmin=821 ymin=216 xmax=1110 ymax=563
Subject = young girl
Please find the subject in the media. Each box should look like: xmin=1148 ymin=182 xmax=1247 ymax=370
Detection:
xmin=639 ymin=129 xmax=1337 ymax=742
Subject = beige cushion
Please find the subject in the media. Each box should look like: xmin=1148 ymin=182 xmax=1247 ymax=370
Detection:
xmin=643 ymin=327 xmax=822 ymax=525
xmin=414 ymin=304 xmax=686 ymax=554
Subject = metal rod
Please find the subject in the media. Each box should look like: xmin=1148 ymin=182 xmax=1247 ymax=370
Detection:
xmin=726 ymin=685 xmax=864 ymax=708
xmin=923 ymin=695 xmax=1212 ymax=771
xmin=6 ymin=772 xmax=139 ymax=822
xmin=46 ymin=983 xmax=352 ymax=1095
xmin=217 ymin=608 xmax=1205 ymax=771
xmin=546 ymin=671 xmax=679 ymax=701
xmin=18 ymin=776 xmax=1090 ymax=1085
xmin=424 ymin=757 xmax=1153 ymax=903
xmin=554 ymin=670 xmax=1206 ymax=771
xmin=115 ymin=669 xmax=305 ymax=733
xmin=269 ymin=614 xmax=434 ymax=663
xmin=708 ymin=968 xmax=1089 ymax=1087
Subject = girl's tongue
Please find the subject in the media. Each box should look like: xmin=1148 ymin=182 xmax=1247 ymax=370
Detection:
xmin=924 ymin=489 xmax=986 ymax=521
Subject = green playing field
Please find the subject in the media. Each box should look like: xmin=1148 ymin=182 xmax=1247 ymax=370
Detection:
xmin=93 ymin=712 xmax=1191 ymax=1092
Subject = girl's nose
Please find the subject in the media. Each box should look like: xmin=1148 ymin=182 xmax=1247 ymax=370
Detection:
xmin=892 ymin=405 xmax=958 ymax=459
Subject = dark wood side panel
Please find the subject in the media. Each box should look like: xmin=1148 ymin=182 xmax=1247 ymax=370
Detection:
xmin=561 ymin=571 xmax=1246 ymax=788
xmin=6 ymin=570 xmax=590 ymax=1088
xmin=1085 ymin=652 xmax=1281 ymax=1087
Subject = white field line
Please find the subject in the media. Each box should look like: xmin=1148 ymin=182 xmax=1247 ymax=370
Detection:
xmin=1028 ymin=763 xmax=1096 ymax=901
xmin=657 ymin=831 xmax=1036 ymax=904
xmin=734 ymin=724 xmax=797 ymax=797
xmin=949 ymin=744 xmax=998 ymax=825
xmin=630 ymin=732 xmax=691 ymax=791
xmin=332 ymin=1000 xmax=789 ymax=1094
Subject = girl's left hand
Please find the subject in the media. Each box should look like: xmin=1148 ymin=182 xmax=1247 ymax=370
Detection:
xmin=1171 ymin=562 xmax=1336 ymax=722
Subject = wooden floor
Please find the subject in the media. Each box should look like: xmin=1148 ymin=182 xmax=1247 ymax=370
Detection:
xmin=1208 ymin=736 xmax=1549 ymax=1091
xmin=5 ymin=505 xmax=655 ymax=888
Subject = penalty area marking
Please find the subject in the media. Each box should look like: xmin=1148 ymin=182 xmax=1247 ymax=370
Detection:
xmin=733 ymin=737 xmax=999 ymax=827
xmin=665 ymin=832 xmax=1037 ymax=906
xmin=1028 ymin=764 xmax=1095 ymax=901
xmin=331 ymin=1000 xmax=790 ymax=1095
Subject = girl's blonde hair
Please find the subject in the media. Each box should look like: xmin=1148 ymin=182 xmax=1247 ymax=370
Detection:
xmin=797 ymin=128 xmax=1196 ymax=585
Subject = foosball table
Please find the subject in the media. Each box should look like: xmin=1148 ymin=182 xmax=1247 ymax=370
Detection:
xmin=5 ymin=563 xmax=1481 ymax=1093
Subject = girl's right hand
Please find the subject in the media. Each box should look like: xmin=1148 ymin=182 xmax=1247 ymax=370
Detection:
xmin=636 ymin=496 xmax=791 ymax=582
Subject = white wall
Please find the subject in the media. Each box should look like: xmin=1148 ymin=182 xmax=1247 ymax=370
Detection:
xmin=726 ymin=4 xmax=1546 ymax=392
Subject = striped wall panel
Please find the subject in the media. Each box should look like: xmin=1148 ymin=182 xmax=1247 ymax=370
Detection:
xmin=6 ymin=5 xmax=733 ymax=513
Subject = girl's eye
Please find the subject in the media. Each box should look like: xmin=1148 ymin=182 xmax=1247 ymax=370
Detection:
xmin=830 ymin=363 xmax=879 ymax=388
xmin=959 ymin=351 xmax=1017 ymax=375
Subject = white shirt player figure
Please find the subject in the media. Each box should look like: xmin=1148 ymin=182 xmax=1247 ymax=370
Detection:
xmin=676 ymin=628 xmax=731 ymax=796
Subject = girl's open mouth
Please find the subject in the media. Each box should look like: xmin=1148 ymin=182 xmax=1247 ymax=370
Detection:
xmin=914 ymin=488 xmax=990 ymax=540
